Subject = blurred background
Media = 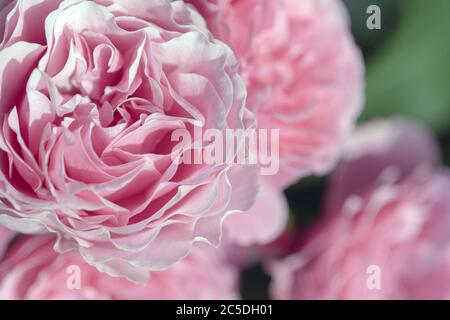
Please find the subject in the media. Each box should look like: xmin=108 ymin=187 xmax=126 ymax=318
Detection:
xmin=241 ymin=0 xmax=450 ymax=299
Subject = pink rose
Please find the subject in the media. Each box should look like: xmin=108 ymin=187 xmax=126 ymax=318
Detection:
xmin=189 ymin=0 xmax=365 ymax=188
xmin=0 ymin=0 xmax=259 ymax=282
xmin=270 ymin=118 xmax=450 ymax=299
xmin=0 ymin=235 xmax=238 ymax=299
xmin=185 ymin=0 xmax=364 ymax=247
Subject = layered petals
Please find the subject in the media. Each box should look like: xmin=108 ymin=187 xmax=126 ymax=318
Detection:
xmin=0 ymin=0 xmax=258 ymax=281
xmin=189 ymin=0 xmax=365 ymax=187
xmin=0 ymin=235 xmax=238 ymax=299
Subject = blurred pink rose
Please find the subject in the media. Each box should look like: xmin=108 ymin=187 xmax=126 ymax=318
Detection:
xmin=0 ymin=235 xmax=238 ymax=299
xmin=270 ymin=118 xmax=450 ymax=299
xmin=0 ymin=0 xmax=259 ymax=282
xmin=189 ymin=0 xmax=365 ymax=188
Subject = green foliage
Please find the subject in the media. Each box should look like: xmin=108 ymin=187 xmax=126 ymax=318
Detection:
xmin=361 ymin=0 xmax=450 ymax=133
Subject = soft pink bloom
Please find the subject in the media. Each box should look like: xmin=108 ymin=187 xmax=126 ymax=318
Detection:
xmin=270 ymin=118 xmax=450 ymax=299
xmin=0 ymin=235 xmax=238 ymax=299
xmin=0 ymin=227 xmax=14 ymax=258
xmin=0 ymin=0 xmax=259 ymax=282
xmin=189 ymin=0 xmax=365 ymax=188
xmin=186 ymin=0 xmax=363 ymax=247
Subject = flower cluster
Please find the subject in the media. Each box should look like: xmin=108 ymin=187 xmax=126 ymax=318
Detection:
xmin=14 ymin=0 xmax=450 ymax=301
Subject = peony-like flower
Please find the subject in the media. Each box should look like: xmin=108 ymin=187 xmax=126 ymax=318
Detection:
xmin=184 ymin=0 xmax=364 ymax=247
xmin=270 ymin=118 xmax=450 ymax=299
xmin=0 ymin=0 xmax=259 ymax=282
xmin=189 ymin=0 xmax=365 ymax=188
xmin=0 ymin=235 xmax=238 ymax=299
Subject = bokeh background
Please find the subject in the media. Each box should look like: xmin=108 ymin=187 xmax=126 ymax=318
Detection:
xmin=241 ymin=0 xmax=450 ymax=299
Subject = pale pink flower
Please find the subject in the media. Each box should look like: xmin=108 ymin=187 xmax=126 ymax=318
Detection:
xmin=189 ymin=0 xmax=365 ymax=188
xmin=270 ymin=119 xmax=450 ymax=300
xmin=0 ymin=235 xmax=238 ymax=300
xmin=185 ymin=0 xmax=363 ymax=247
xmin=0 ymin=0 xmax=258 ymax=282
